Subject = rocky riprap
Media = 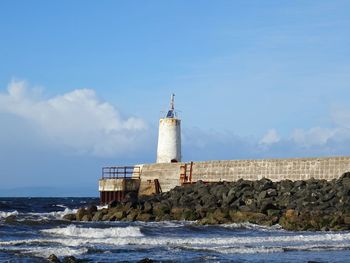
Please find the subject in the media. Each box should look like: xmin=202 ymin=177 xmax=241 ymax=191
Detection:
xmin=64 ymin=173 xmax=350 ymax=231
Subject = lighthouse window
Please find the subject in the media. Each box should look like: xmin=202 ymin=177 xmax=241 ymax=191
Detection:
xmin=166 ymin=110 xmax=174 ymax=118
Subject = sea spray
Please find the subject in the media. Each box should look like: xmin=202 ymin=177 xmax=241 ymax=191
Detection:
xmin=41 ymin=225 xmax=144 ymax=238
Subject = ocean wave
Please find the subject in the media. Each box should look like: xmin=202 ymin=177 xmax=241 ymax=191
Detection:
xmin=0 ymin=244 xmax=88 ymax=258
xmin=221 ymin=222 xmax=283 ymax=231
xmin=54 ymin=204 xmax=68 ymax=209
xmin=97 ymin=204 xmax=108 ymax=210
xmin=3 ymin=231 xmax=349 ymax=248
xmin=0 ymin=210 xmax=18 ymax=219
xmin=27 ymin=208 xmax=78 ymax=220
xmin=187 ymin=245 xmax=284 ymax=254
xmin=41 ymin=225 xmax=144 ymax=238
xmin=48 ymin=208 xmax=78 ymax=218
xmin=0 ymin=208 xmax=78 ymax=224
xmin=26 ymin=246 xmax=88 ymax=258
xmin=2 ymin=235 xmax=350 ymax=257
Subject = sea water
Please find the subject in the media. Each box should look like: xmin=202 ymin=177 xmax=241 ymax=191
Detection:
xmin=0 ymin=198 xmax=349 ymax=262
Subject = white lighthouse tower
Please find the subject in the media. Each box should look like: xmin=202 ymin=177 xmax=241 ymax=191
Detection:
xmin=156 ymin=94 xmax=181 ymax=163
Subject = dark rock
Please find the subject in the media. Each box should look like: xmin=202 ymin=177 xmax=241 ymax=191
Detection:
xmin=86 ymin=205 xmax=97 ymax=215
xmin=256 ymin=178 xmax=273 ymax=191
xmin=143 ymin=201 xmax=153 ymax=213
xmin=62 ymin=256 xmax=79 ymax=263
xmin=266 ymin=188 xmax=278 ymax=197
xmin=108 ymin=200 xmax=119 ymax=208
xmin=136 ymin=213 xmax=153 ymax=221
xmin=92 ymin=210 xmax=105 ymax=221
xmin=126 ymin=209 xmax=139 ymax=221
xmin=63 ymin=214 xmax=76 ymax=221
xmin=73 ymin=176 xmax=350 ymax=231
xmin=122 ymin=192 xmax=139 ymax=206
xmin=138 ymin=258 xmax=154 ymax=263
xmin=48 ymin=254 xmax=61 ymax=263
xmin=76 ymin=208 xmax=87 ymax=221
xmin=109 ymin=211 xmax=126 ymax=221
xmin=170 ymin=207 xmax=185 ymax=220
xmin=81 ymin=214 xmax=92 ymax=221
xmin=260 ymin=199 xmax=277 ymax=214
xmin=153 ymin=202 xmax=170 ymax=217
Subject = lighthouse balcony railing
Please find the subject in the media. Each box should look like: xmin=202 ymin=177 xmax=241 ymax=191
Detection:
xmin=101 ymin=166 xmax=141 ymax=179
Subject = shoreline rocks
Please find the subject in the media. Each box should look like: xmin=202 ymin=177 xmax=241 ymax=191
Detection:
xmin=64 ymin=173 xmax=350 ymax=231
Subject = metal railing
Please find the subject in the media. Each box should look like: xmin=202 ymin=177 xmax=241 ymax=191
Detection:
xmin=101 ymin=166 xmax=141 ymax=179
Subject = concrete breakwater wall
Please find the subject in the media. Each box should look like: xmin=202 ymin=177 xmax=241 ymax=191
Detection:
xmin=138 ymin=156 xmax=350 ymax=192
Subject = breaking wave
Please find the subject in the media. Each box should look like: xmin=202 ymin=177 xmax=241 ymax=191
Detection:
xmin=0 ymin=210 xmax=18 ymax=219
xmin=221 ymin=222 xmax=283 ymax=231
xmin=47 ymin=208 xmax=78 ymax=219
xmin=41 ymin=225 xmax=144 ymax=238
xmin=2 ymin=230 xmax=349 ymax=250
xmin=1 ymin=245 xmax=88 ymax=258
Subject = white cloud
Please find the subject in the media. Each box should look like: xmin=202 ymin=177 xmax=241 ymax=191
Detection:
xmin=290 ymin=127 xmax=337 ymax=147
xmin=259 ymin=129 xmax=280 ymax=145
xmin=0 ymin=80 xmax=148 ymax=157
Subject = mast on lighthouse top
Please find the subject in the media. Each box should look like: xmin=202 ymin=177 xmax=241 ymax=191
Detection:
xmin=166 ymin=93 xmax=176 ymax=118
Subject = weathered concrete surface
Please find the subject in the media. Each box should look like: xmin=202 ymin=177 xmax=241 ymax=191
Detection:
xmin=99 ymin=178 xmax=140 ymax=192
xmin=138 ymin=156 xmax=350 ymax=193
xmin=138 ymin=163 xmax=182 ymax=193
xmin=156 ymin=118 xmax=181 ymax=163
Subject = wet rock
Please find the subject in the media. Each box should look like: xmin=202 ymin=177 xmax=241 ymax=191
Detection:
xmin=62 ymin=256 xmax=79 ymax=263
xmin=153 ymin=202 xmax=170 ymax=217
xmin=108 ymin=200 xmax=119 ymax=208
xmin=136 ymin=213 xmax=153 ymax=221
xmin=170 ymin=207 xmax=185 ymax=220
xmin=48 ymin=254 xmax=61 ymax=263
xmin=126 ymin=209 xmax=139 ymax=221
xmin=75 ymin=208 xmax=87 ymax=221
xmin=257 ymin=178 xmax=273 ymax=191
xmin=123 ymin=192 xmax=138 ymax=206
xmin=92 ymin=210 xmax=105 ymax=221
xmin=86 ymin=205 xmax=97 ymax=215
xmin=81 ymin=214 xmax=92 ymax=221
xmin=143 ymin=201 xmax=153 ymax=213
xmin=138 ymin=258 xmax=154 ymax=263
xmin=109 ymin=211 xmax=126 ymax=221
xmin=63 ymin=213 xmax=76 ymax=221
xmin=73 ymin=172 xmax=350 ymax=231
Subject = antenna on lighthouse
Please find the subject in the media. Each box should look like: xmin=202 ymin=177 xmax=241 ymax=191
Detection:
xmin=170 ymin=93 xmax=175 ymax=111
xmin=166 ymin=93 xmax=176 ymax=118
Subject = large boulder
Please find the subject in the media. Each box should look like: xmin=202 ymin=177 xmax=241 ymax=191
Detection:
xmin=48 ymin=254 xmax=60 ymax=263
xmin=63 ymin=214 xmax=76 ymax=221
xmin=86 ymin=205 xmax=97 ymax=215
xmin=136 ymin=213 xmax=154 ymax=221
xmin=75 ymin=208 xmax=87 ymax=221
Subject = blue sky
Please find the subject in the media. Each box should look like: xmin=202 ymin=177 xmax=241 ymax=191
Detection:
xmin=0 ymin=1 xmax=350 ymax=196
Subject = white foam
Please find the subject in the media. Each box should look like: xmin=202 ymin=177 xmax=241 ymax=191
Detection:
xmin=3 ymin=231 xmax=349 ymax=248
xmin=221 ymin=222 xmax=283 ymax=231
xmin=0 ymin=210 xmax=18 ymax=219
xmin=1 ymin=245 xmax=88 ymax=258
xmin=55 ymin=204 xmax=68 ymax=209
xmin=26 ymin=208 xmax=78 ymax=220
xmin=97 ymin=204 xmax=108 ymax=210
xmin=28 ymin=246 xmax=88 ymax=258
xmin=49 ymin=208 xmax=78 ymax=218
xmin=1 ymin=230 xmax=350 ymax=258
xmin=189 ymin=245 xmax=284 ymax=254
xmin=41 ymin=225 xmax=144 ymax=238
